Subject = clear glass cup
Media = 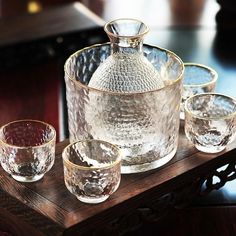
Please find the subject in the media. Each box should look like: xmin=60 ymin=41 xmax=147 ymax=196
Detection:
xmin=0 ymin=119 xmax=56 ymax=182
xmin=184 ymin=93 xmax=236 ymax=153
xmin=180 ymin=63 xmax=218 ymax=119
xmin=62 ymin=139 xmax=122 ymax=204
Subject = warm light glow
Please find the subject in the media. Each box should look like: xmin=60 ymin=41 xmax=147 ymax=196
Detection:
xmin=27 ymin=0 xmax=42 ymax=14
xmin=103 ymin=0 xmax=171 ymax=29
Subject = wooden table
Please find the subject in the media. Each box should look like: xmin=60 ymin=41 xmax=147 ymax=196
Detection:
xmin=1 ymin=125 xmax=236 ymax=236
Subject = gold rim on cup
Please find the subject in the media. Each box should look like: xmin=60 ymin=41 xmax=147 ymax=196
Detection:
xmin=0 ymin=119 xmax=56 ymax=149
xmin=62 ymin=139 xmax=123 ymax=170
xmin=184 ymin=93 xmax=236 ymax=120
xmin=183 ymin=63 xmax=218 ymax=88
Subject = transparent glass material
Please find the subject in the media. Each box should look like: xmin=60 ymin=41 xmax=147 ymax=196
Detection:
xmin=62 ymin=140 xmax=121 ymax=204
xmin=88 ymin=19 xmax=165 ymax=92
xmin=65 ymin=42 xmax=183 ymax=173
xmin=0 ymin=120 xmax=56 ymax=182
xmin=185 ymin=93 xmax=236 ymax=153
xmin=180 ymin=63 xmax=218 ymax=119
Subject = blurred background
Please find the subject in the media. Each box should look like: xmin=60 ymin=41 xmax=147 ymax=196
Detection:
xmin=1 ymin=0 xmax=234 ymax=141
xmin=0 ymin=0 xmax=236 ymax=235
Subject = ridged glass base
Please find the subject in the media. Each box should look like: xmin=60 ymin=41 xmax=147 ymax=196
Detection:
xmin=195 ymin=145 xmax=225 ymax=153
xmin=76 ymin=195 xmax=109 ymax=204
xmin=121 ymin=147 xmax=177 ymax=174
xmin=11 ymin=173 xmax=44 ymax=182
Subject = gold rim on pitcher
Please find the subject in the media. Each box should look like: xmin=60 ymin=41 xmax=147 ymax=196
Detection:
xmin=64 ymin=43 xmax=184 ymax=96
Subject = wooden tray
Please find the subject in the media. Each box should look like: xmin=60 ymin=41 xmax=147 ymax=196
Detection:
xmin=1 ymin=124 xmax=236 ymax=236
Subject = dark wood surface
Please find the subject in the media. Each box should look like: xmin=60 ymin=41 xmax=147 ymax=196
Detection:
xmin=1 ymin=126 xmax=236 ymax=235
xmin=129 ymin=206 xmax=236 ymax=236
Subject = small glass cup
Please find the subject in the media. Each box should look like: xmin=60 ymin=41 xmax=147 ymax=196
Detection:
xmin=0 ymin=119 xmax=56 ymax=182
xmin=184 ymin=93 xmax=236 ymax=153
xmin=180 ymin=63 xmax=218 ymax=119
xmin=62 ymin=139 xmax=122 ymax=204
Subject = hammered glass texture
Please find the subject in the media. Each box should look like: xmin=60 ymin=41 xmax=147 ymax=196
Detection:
xmin=180 ymin=64 xmax=217 ymax=119
xmin=64 ymin=44 xmax=183 ymax=173
xmin=0 ymin=120 xmax=56 ymax=182
xmin=185 ymin=94 xmax=236 ymax=153
xmin=88 ymin=51 xmax=165 ymax=92
xmin=62 ymin=140 xmax=121 ymax=204
xmin=89 ymin=19 xmax=165 ymax=92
